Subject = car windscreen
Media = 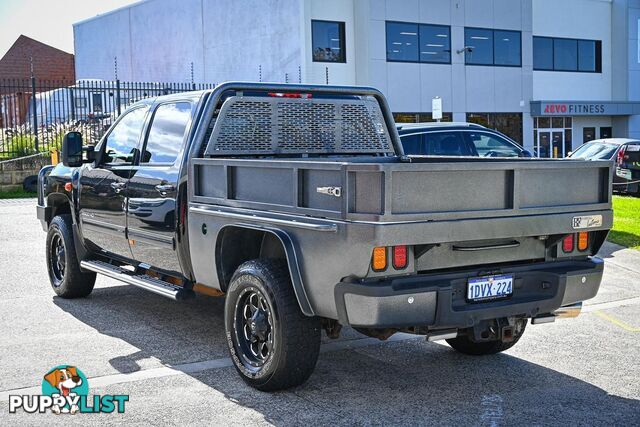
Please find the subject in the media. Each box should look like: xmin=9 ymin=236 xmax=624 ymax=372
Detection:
xmin=569 ymin=142 xmax=618 ymax=160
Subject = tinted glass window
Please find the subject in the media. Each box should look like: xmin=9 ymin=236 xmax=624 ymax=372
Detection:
xmin=400 ymin=134 xmax=423 ymax=155
xmin=312 ymin=21 xmax=346 ymax=63
xmin=142 ymin=102 xmax=192 ymax=164
xmin=424 ymin=132 xmax=473 ymax=156
xmin=533 ymin=37 xmax=553 ymax=70
xmin=466 ymin=132 xmax=521 ymax=157
xmin=494 ymin=30 xmax=521 ymax=66
xmin=465 ymin=28 xmax=493 ymax=65
xmin=570 ymin=143 xmax=619 ymax=160
xmin=554 ymin=39 xmax=578 ymax=71
xmin=103 ymin=107 xmax=148 ymax=164
xmin=386 ymin=22 xmax=419 ymax=61
xmin=419 ymin=24 xmax=451 ymax=63
xmin=578 ymin=40 xmax=596 ymax=72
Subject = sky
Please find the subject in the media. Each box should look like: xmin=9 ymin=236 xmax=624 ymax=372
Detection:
xmin=0 ymin=0 xmax=140 ymax=58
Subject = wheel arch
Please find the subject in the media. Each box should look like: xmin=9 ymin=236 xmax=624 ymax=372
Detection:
xmin=215 ymin=224 xmax=314 ymax=316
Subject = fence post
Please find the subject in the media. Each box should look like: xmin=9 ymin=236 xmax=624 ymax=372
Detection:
xmin=116 ymin=79 xmax=121 ymax=117
xmin=31 ymin=76 xmax=39 ymax=152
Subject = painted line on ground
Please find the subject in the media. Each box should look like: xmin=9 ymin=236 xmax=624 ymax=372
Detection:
xmin=0 ymin=333 xmax=422 ymax=400
xmin=583 ymin=296 xmax=640 ymax=313
xmin=593 ymin=310 xmax=640 ymax=332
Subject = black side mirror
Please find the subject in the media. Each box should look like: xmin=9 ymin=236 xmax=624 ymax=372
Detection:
xmin=520 ymin=149 xmax=533 ymax=158
xmin=61 ymin=132 xmax=95 ymax=167
xmin=61 ymin=131 xmax=83 ymax=167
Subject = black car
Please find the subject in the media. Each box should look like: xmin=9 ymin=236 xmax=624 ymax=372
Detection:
xmin=397 ymin=122 xmax=531 ymax=158
xmin=568 ymin=138 xmax=640 ymax=195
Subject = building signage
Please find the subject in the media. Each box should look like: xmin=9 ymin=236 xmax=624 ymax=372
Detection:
xmin=543 ymin=103 xmax=605 ymax=114
xmin=530 ymin=101 xmax=640 ymax=117
xmin=432 ymin=97 xmax=442 ymax=121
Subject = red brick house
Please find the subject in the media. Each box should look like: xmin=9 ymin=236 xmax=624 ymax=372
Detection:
xmin=0 ymin=35 xmax=75 ymax=126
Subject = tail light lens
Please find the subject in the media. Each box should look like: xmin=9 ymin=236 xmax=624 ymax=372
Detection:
xmin=392 ymin=245 xmax=408 ymax=269
xmin=562 ymin=234 xmax=574 ymax=253
xmin=372 ymin=247 xmax=387 ymax=271
xmin=617 ymin=146 xmax=626 ymax=165
xmin=577 ymin=232 xmax=589 ymax=251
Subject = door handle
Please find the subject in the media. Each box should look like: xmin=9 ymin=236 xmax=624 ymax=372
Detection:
xmin=110 ymin=182 xmax=126 ymax=193
xmin=155 ymin=184 xmax=175 ymax=196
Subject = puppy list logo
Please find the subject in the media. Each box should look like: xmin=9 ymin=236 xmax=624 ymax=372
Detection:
xmin=9 ymin=365 xmax=129 ymax=415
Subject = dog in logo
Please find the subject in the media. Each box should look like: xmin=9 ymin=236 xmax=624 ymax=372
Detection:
xmin=43 ymin=366 xmax=83 ymax=414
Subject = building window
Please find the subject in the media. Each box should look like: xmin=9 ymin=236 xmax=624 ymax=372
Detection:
xmin=466 ymin=113 xmax=523 ymax=144
xmin=393 ymin=112 xmax=453 ymax=123
xmin=464 ymin=28 xmax=521 ymax=67
xmin=533 ymin=36 xmax=601 ymax=72
xmin=386 ymin=22 xmax=451 ymax=64
xmin=312 ymin=20 xmax=346 ymax=63
xmin=599 ymin=127 xmax=612 ymax=139
xmin=583 ymin=127 xmax=596 ymax=143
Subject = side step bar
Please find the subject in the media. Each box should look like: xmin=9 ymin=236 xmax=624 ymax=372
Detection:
xmin=80 ymin=260 xmax=194 ymax=301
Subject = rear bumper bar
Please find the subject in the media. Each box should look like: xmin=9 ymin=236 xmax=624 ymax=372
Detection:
xmin=36 ymin=204 xmax=52 ymax=231
xmin=335 ymin=257 xmax=603 ymax=328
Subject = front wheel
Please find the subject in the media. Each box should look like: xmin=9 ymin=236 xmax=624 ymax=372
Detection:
xmin=224 ymin=259 xmax=321 ymax=391
xmin=46 ymin=215 xmax=96 ymax=298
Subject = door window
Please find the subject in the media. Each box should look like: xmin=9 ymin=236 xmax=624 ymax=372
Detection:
xmin=399 ymin=134 xmax=423 ymax=155
xmin=102 ymin=107 xmax=148 ymax=165
xmin=142 ymin=102 xmax=192 ymax=164
xmin=424 ymin=132 xmax=473 ymax=156
xmin=466 ymin=132 xmax=521 ymax=157
xmin=91 ymin=93 xmax=103 ymax=112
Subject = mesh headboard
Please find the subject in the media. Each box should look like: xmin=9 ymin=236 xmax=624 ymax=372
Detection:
xmin=204 ymin=95 xmax=394 ymax=156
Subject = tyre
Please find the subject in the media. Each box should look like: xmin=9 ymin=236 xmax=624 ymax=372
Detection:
xmin=224 ymin=259 xmax=321 ymax=391
xmin=46 ymin=215 xmax=96 ymax=298
xmin=446 ymin=320 xmax=527 ymax=356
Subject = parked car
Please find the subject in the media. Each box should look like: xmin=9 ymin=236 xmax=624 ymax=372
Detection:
xmin=397 ymin=122 xmax=531 ymax=157
xmin=568 ymin=138 xmax=640 ymax=195
xmin=37 ymin=83 xmax=612 ymax=392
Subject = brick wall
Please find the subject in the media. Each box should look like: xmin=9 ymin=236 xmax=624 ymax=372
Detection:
xmin=0 ymin=153 xmax=51 ymax=192
xmin=0 ymin=35 xmax=75 ymax=82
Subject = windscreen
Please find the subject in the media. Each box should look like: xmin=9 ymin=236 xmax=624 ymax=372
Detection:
xmin=570 ymin=142 xmax=618 ymax=160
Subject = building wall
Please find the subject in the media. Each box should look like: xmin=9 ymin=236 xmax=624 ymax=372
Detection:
xmin=0 ymin=35 xmax=75 ymax=82
xmin=74 ymin=0 xmax=304 ymax=84
xmin=532 ymin=0 xmax=612 ymax=101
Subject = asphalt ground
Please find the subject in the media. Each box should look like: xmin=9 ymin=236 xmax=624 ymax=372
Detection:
xmin=0 ymin=198 xmax=638 ymax=426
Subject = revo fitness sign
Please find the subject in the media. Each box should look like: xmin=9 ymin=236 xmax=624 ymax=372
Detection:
xmin=543 ymin=103 xmax=606 ymax=115
xmin=531 ymin=101 xmax=636 ymax=117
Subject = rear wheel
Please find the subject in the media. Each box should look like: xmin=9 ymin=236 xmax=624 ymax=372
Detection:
xmin=46 ymin=215 xmax=96 ymax=298
xmin=446 ymin=320 xmax=527 ymax=356
xmin=224 ymin=259 xmax=321 ymax=391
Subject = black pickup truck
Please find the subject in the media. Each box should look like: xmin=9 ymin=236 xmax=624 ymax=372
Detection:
xmin=37 ymin=83 xmax=613 ymax=391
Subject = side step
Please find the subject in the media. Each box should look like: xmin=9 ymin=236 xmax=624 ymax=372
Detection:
xmin=80 ymin=260 xmax=194 ymax=301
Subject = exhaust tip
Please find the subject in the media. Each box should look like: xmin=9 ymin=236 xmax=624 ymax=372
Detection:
xmin=553 ymin=302 xmax=583 ymax=319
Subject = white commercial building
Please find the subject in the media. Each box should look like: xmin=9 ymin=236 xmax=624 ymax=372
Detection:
xmin=74 ymin=0 xmax=640 ymax=155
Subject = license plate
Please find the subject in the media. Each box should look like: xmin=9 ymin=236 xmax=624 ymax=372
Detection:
xmin=467 ymin=274 xmax=513 ymax=302
xmin=616 ymin=167 xmax=632 ymax=180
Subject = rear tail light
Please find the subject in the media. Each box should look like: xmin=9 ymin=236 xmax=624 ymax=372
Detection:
xmin=617 ymin=146 xmax=626 ymax=165
xmin=577 ymin=232 xmax=589 ymax=251
xmin=392 ymin=245 xmax=408 ymax=269
xmin=372 ymin=247 xmax=387 ymax=271
xmin=562 ymin=234 xmax=574 ymax=253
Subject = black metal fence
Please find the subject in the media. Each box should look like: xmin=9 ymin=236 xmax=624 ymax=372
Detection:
xmin=0 ymin=78 xmax=215 ymax=159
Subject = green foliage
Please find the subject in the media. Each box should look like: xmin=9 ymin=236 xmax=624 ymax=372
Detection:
xmin=609 ymin=195 xmax=640 ymax=250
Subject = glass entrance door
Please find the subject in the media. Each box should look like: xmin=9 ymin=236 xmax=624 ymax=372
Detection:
xmin=536 ymin=129 xmax=566 ymax=158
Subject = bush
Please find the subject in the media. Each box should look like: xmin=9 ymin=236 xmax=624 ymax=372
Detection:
xmin=5 ymin=134 xmax=37 ymax=157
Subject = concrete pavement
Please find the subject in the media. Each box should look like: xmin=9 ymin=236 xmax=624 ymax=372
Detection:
xmin=0 ymin=198 xmax=638 ymax=426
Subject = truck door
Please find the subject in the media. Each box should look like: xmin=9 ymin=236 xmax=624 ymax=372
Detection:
xmin=78 ymin=106 xmax=149 ymax=259
xmin=126 ymin=101 xmax=193 ymax=275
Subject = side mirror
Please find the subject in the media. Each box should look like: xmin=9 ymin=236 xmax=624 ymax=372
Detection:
xmin=61 ymin=132 xmax=95 ymax=167
xmin=61 ymin=132 xmax=83 ymax=167
xmin=567 ymin=151 xmax=573 ymax=157
xmin=520 ymin=149 xmax=533 ymax=158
